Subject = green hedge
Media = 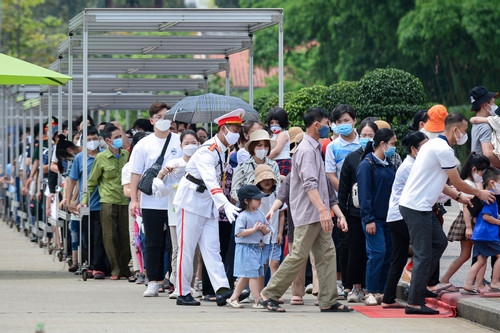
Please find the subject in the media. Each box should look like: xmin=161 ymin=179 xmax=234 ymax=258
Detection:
xmin=254 ymin=68 xmax=428 ymax=150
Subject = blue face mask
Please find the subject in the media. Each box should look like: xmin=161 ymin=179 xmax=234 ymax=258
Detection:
xmin=318 ymin=124 xmax=330 ymax=139
xmin=360 ymin=138 xmax=371 ymax=149
xmin=384 ymin=145 xmax=396 ymax=158
xmin=333 ymin=123 xmax=353 ymax=136
xmin=111 ymin=138 xmax=123 ymax=149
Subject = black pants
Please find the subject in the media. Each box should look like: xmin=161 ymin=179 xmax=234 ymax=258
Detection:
xmin=203 ymin=220 xmax=233 ymax=295
xmin=90 ymin=210 xmax=108 ymax=273
xmin=400 ymin=206 xmax=447 ymax=306
xmin=346 ymin=215 xmax=366 ymax=288
xmin=382 ymin=220 xmax=410 ymax=304
xmin=142 ymin=209 xmax=168 ymax=282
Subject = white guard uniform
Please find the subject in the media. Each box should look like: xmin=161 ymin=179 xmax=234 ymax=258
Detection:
xmin=173 ymin=135 xmax=231 ymax=296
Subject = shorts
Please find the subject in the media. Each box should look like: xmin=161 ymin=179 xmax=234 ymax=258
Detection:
xmin=261 ymin=243 xmax=281 ymax=264
xmin=473 ymin=240 xmax=500 ymax=258
xmin=234 ymin=243 xmax=263 ymax=278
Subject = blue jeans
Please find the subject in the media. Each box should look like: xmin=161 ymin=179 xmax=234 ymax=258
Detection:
xmin=364 ymin=221 xmax=392 ymax=293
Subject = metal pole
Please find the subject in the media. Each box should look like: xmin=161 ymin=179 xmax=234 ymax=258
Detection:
xmin=225 ymin=56 xmax=230 ymax=96
xmin=82 ymin=12 xmax=89 ymax=197
xmin=97 ymin=109 xmax=102 ymax=125
xmin=249 ymin=35 xmax=254 ymax=107
xmin=126 ymin=110 xmax=129 ymax=129
xmin=38 ymin=93 xmax=44 ymax=239
xmin=278 ymin=21 xmax=284 ymax=107
xmin=106 ymin=110 xmax=110 ymax=123
xmin=114 ymin=110 xmax=119 ymax=122
xmin=137 ymin=110 xmax=140 ymax=119
xmin=68 ymin=33 xmax=73 ymax=138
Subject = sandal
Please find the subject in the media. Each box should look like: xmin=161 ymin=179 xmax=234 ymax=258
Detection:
xmin=128 ymin=273 xmax=138 ymax=283
xmin=460 ymin=287 xmax=482 ymax=295
xmin=259 ymin=298 xmax=286 ymax=312
xmin=158 ymin=284 xmax=165 ymax=293
xmin=320 ymin=302 xmax=354 ymax=312
xmin=290 ymin=296 xmax=304 ymax=305
xmin=202 ymin=295 xmax=217 ymax=302
xmin=381 ymin=302 xmax=405 ymax=309
xmin=227 ymin=299 xmax=243 ymax=308
xmin=252 ymin=303 xmax=265 ymax=309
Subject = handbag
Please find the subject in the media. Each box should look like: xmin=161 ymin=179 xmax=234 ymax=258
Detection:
xmin=351 ymin=158 xmax=374 ymax=209
xmin=137 ymin=133 xmax=172 ymax=195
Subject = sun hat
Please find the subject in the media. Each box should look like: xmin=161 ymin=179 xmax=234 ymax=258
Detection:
xmin=423 ymin=104 xmax=448 ymax=133
xmin=290 ymin=132 xmax=305 ymax=155
xmin=374 ymin=120 xmax=391 ymax=130
xmin=237 ymin=184 xmax=268 ymax=202
xmin=244 ymin=129 xmax=277 ymax=152
xmin=254 ymin=164 xmax=277 ymax=186
xmin=288 ymin=126 xmax=304 ymax=143
xmin=469 ymin=86 xmax=498 ymax=112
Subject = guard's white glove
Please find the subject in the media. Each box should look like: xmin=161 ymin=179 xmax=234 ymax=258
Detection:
xmin=223 ymin=202 xmax=241 ymax=224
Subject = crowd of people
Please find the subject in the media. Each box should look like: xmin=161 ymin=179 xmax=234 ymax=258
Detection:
xmin=2 ymin=85 xmax=500 ymax=315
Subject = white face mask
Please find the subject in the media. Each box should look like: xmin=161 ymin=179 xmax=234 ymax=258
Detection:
xmin=473 ymin=172 xmax=483 ymax=184
xmin=224 ymin=127 xmax=240 ymax=145
xmin=182 ymin=144 xmax=199 ymax=156
xmin=87 ymin=140 xmax=100 ymax=151
xmin=489 ymin=104 xmax=498 ymax=116
xmin=493 ymin=182 xmax=500 ymax=195
xmin=455 ymin=129 xmax=468 ymax=145
xmin=155 ymin=118 xmax=171 ymax=132
xmin=254 ymin=148 xmax=268 ymax=160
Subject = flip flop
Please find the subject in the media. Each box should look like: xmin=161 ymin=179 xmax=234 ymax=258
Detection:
xmin=486 ymin=287 xmax=500 ymax=292
xmin=431 ymin=283 xmax=454 ymax=293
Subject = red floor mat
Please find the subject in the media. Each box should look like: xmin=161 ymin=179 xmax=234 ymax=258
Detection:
xmin=352 ymin=298 xmax=456 ymax=318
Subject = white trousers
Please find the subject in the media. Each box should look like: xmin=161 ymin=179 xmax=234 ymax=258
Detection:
xmin=176 ymin=208 xmax=229 ymax=296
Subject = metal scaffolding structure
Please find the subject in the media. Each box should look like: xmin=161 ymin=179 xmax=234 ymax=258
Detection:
xmin=0 ymin=7 xmax=284 ymax=268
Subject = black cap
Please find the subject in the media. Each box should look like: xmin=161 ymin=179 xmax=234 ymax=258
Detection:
xmin=237 ymin=184 xmax=267 ymax=202
xmin=469 ymin=86 xmax=498 ymax=111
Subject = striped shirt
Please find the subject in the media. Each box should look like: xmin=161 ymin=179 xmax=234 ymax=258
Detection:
xmin=325 ymin=134 xmax=360 ymax=178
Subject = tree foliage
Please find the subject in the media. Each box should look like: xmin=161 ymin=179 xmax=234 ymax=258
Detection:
xmin=231 ymin=0 xmax=500 ymax=106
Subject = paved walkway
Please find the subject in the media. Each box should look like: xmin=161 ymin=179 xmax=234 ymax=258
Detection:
xmin=0 ymin=216 xmax=493 ymax=333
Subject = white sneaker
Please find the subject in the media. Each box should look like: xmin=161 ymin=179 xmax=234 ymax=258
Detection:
xmin=364 ymin=293 xmax=377 ymax=306
xmin=347 ymin=287 xmax=364 ymax=303
xmin=143 ymin=283 xmax=159 ymax=297
xmin=305 ymin=283 xmax=313 ymax=294
xmin=191 ymin=288 xmax=202 ymax=298
xmin=169 ymin=290 xmax=178 ymax=299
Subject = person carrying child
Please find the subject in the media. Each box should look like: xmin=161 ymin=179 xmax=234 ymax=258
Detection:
xmin=226 ymin=184 xmax=271 ymax=308
xmin=462 ymin=167 xmax=500 ymax=294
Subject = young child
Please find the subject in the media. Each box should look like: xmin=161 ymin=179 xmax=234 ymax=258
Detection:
xmin=440 ymin=153 xmax=490 ymax=289
xmin=462 ymin=167 xmax=500 ymax=294
xmin=254 ymin=164 xmax=285 ymax=280
xmin=227 ymin=184 xmax=270 ymax=308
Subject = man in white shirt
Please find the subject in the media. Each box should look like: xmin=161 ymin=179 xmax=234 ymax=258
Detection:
xmin=129 ymin=101 xmax=183 ymax=297
xmin=399 ymin=112 xmax=494 ymax=315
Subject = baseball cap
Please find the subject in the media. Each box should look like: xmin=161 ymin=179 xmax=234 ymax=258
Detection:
xmin=237 ymin=184 xmax=268 ymax=202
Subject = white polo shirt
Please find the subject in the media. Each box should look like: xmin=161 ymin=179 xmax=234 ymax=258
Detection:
xmin=399 ymin=136 xmax=456 ymax=211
